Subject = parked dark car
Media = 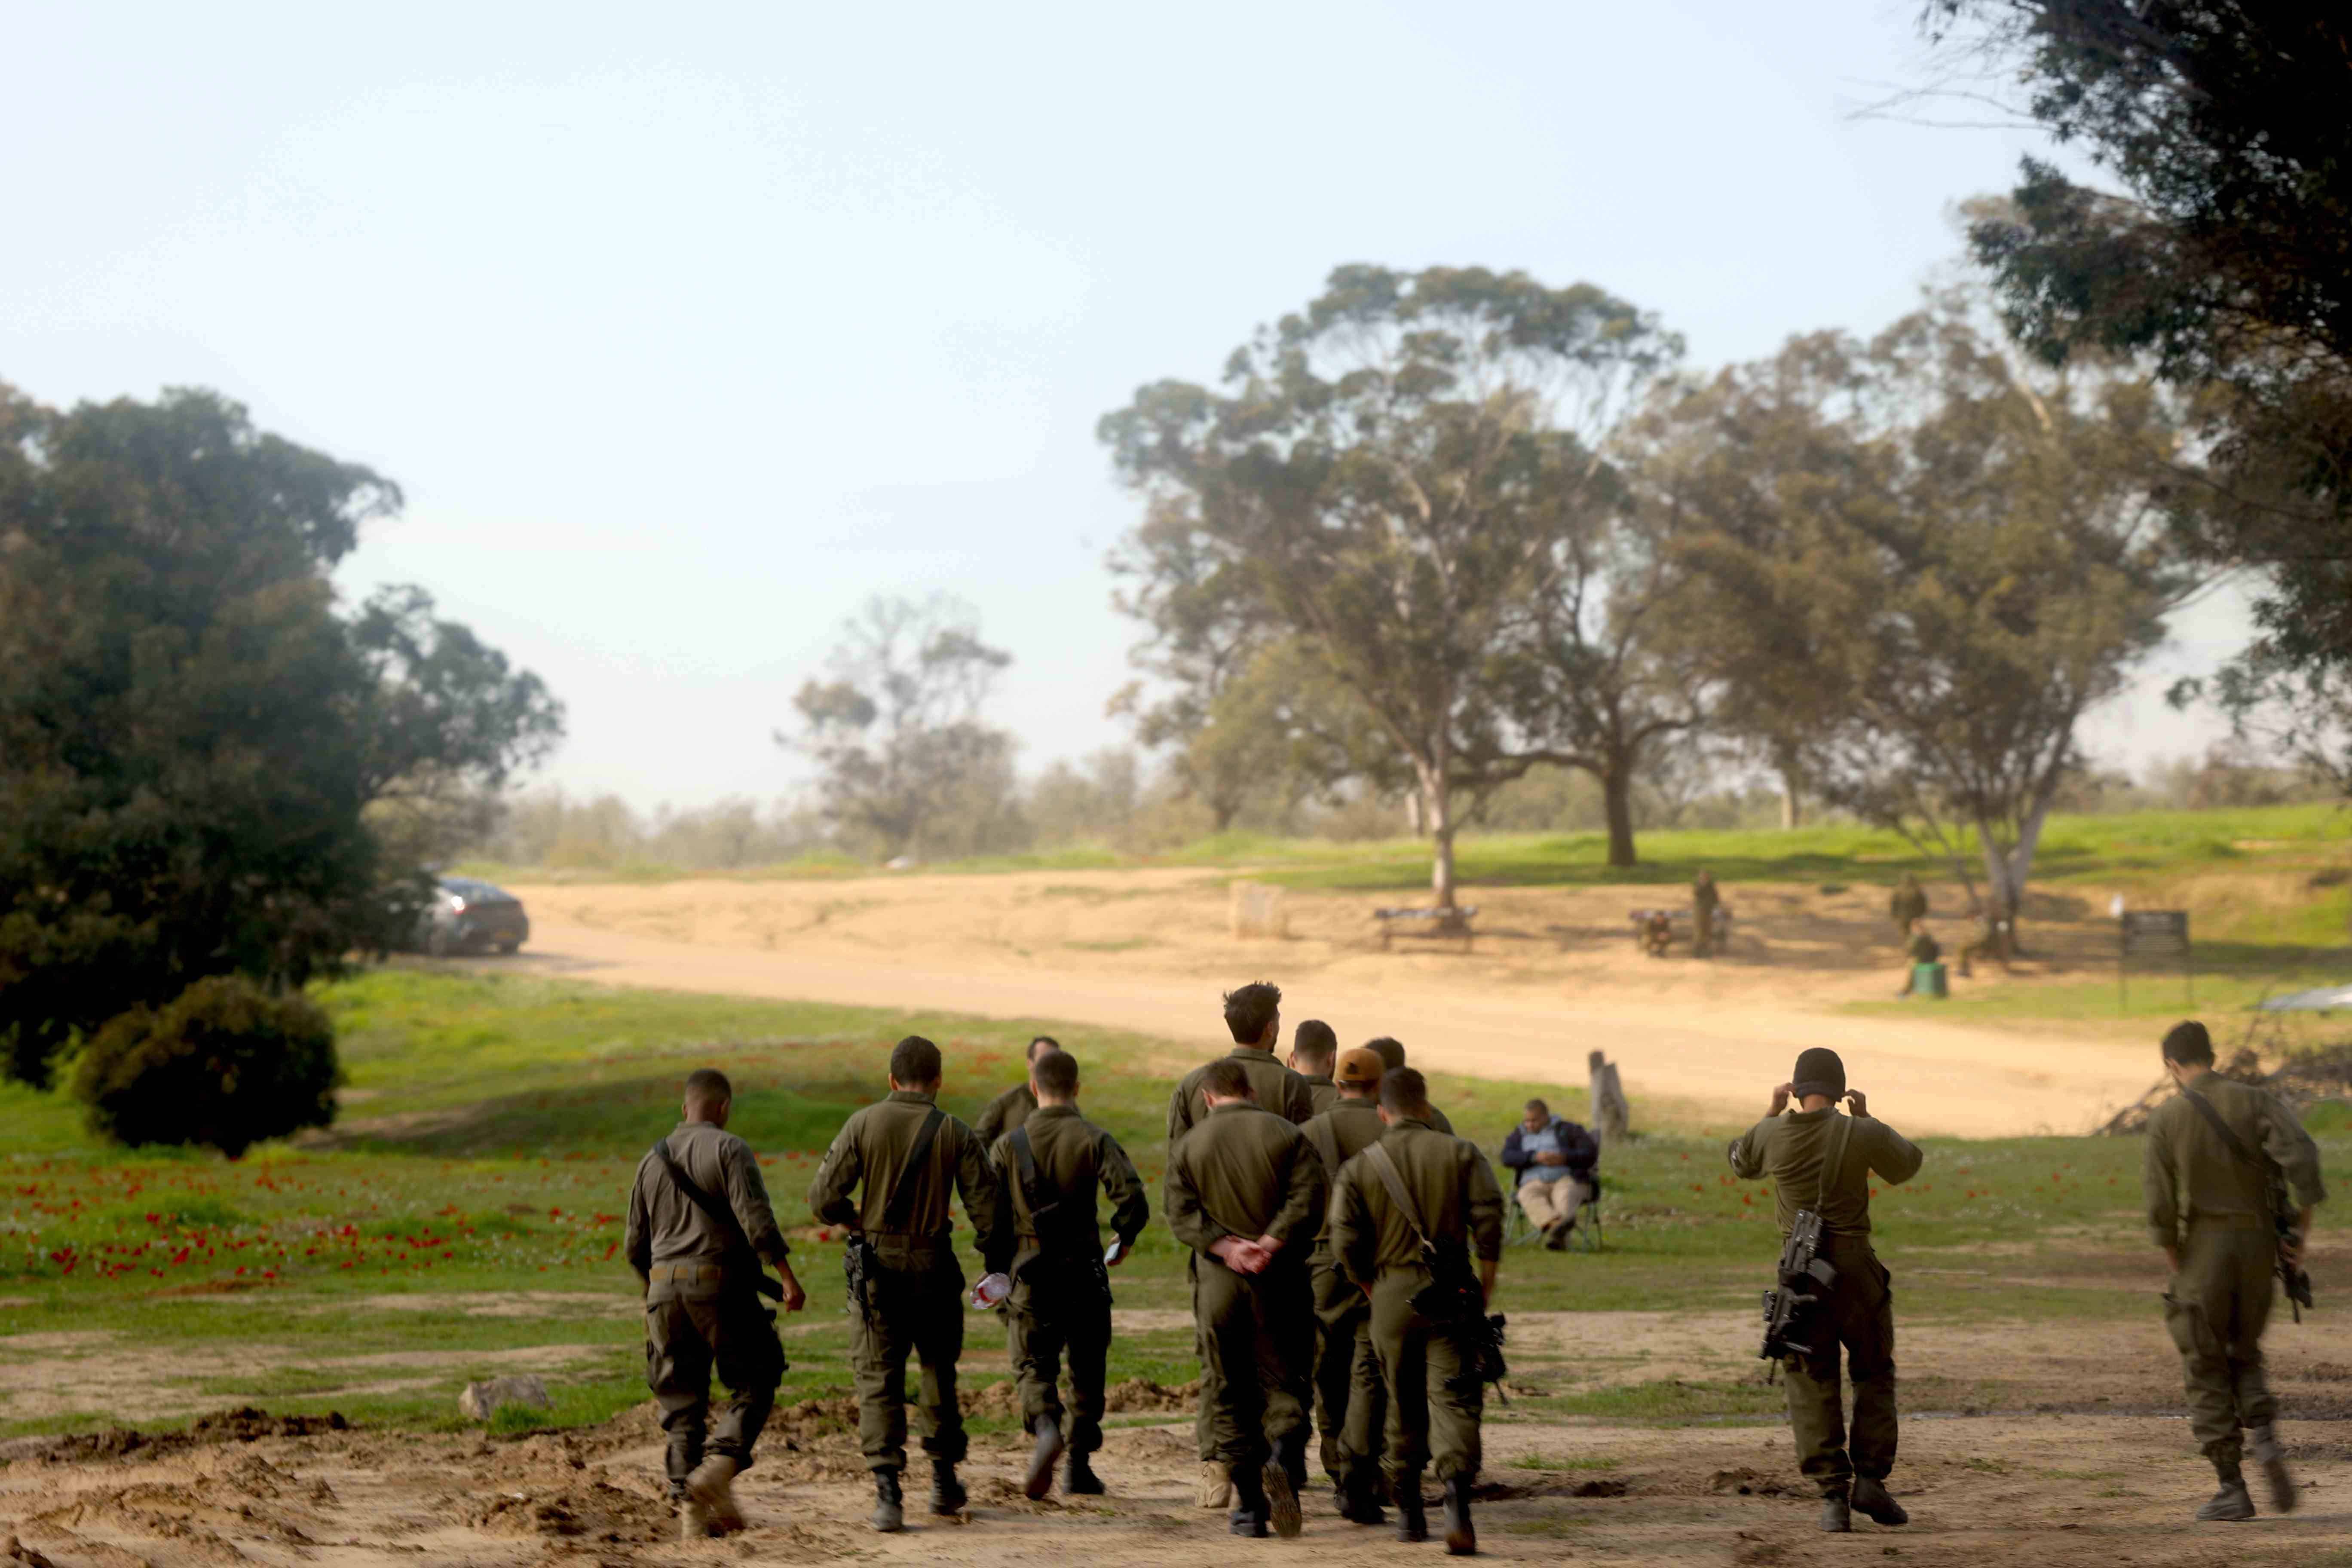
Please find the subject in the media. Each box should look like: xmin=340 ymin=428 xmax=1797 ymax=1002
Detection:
xmin=417 ymin=876 xmax=530 ymax=956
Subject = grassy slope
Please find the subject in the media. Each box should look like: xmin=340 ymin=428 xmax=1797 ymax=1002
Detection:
xmin=1 ymin=967 xmax=2346 ymax=1438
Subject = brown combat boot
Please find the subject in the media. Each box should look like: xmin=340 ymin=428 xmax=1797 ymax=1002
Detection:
xmin=2250 ymin=1425 xmax=2297 ymax=1514
xmin=684 ymin=1455 xmax=745 ymax=1534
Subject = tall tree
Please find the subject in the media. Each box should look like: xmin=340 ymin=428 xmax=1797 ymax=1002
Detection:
xmin=1651 ymin=294 xmax=2193 ymax=927
xmin=1100 ymin=265 xmax=1674 ymax=904
xmin=783 ymin=595 xmax=1017 ymax=860
xmin=0 ymin=386 xmax=563 ymax=1087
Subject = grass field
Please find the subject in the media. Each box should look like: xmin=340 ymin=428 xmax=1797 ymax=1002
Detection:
xmin=0 ymin=967 xmax=2346 ymax=1444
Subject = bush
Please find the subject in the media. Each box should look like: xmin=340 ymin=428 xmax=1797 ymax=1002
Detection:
xmin=72 ymin=976 xmax=340 ymax=1158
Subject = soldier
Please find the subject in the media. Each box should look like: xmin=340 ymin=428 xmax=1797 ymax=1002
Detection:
xmin=1170 ymin=982 xmax=1318 ymax=1136
xmin=1300 ymin=1046 xmax=1392 ymax=1523
xmin=2143 ymin=1020 xmax=2326 ymax=1521
xmin=1291 ymin=1019 xmax=1341 ymax=1115
xmin=990 ymin=1047 xmax=1149 ymax=1501
xmin=1955 ymin=910 xmax=2007 ymax=979
xmin=1692 ymin=867 xmax=1721 ymax=959
xmin=1887 ymin=874 xmax=1926 ymax=939
xmin=975 ymin=1035 xmax=1060 ymax=1145
xmin=625 ymin=1069 xmax=808 ymax=1540
xmin=808 ymin=1035 xmax=1014 ymax=1534
xmin=1167 ymin=1058 xmax=1329 ymax=1539
xmin=1365 ymin=1038 xmax=1454 ymax=1134
xmin=1327 ymin=1066 xmax=1504 ymax=1555
xmin=1894 ymin=923 xmax=1940 ymax=998
xmin=1728 ymin=1048 xmax=1922 ymax=1532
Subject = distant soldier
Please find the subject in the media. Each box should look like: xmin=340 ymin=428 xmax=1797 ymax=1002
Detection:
xmin=1300 ymin=1046 xmax=1393 ymax=1523
xmin=1328 ymin=1066 xmax=1505 ymax=1555
xmin=1366 ymin=1038 xmax=1454 ymax=1135
xmin=975 ymin=1035 xmax=1059 ymax=1145
xmin=1728 ymin=1049 xmax=1922 ymax=1532
xmin=1895 ymin=924 xmax=1940 ymax=998
xmin=1955 ymin=910 xmax=2007 ymax=979
xmin=1167 ymin=1058 xmax=1329 ymax=1539
xmin=2144 ymin=1020 xmax=2326 ymax=1521
xmin=1888 ymin=874 xmax=1926 ymax=939
xmin=808 ymin=1036 xmax=1014 ymax=1533
xmin=1291 ymin=1019 xmax=1341 ymax=1115
xmin=1692 ymin=868 xmax=1721 ymax=959
xmin=990 ymin=1047 xmax=1148 ymax=1500
xmin=625 ymin=1069 xmax=808 ymax=1540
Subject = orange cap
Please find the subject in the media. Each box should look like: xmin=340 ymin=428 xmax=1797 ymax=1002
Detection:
xmin=1335 ymin=1046 xmax=1386 ymax=1087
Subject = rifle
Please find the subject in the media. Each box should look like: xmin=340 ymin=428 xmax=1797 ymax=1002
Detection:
xmin=1758 ymin=1209 xmax=1837 ymax=1372
xmin=1364 ymin=1143 xmax=1510 ymax=1403
xmin=2182 ymin=1089 xmax=2314 ymax=1323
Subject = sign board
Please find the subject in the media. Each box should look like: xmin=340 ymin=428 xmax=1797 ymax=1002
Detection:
xmin=2119 ymin=909 xmax=2191 ymax=1007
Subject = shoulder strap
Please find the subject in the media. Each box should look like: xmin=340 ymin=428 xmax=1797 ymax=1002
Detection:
xmin=1007 ymin=1124 xmax=1058 ymax=1231
xmin=649 ymin=1137 xmax=747 ymax=1249
xmin=2183 ymin=1088 xmax=2264 ymax=1171
xmin=1810 ymin=1112 xmax=1857 ymax=1214
xmin=1365 ymin=1141 xmax=1436 ymax=1252
xmin=880 ymin=1108 xmax=948 ymax=1231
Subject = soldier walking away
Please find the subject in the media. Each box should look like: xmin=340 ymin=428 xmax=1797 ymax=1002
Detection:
xmin=1327 ymin=1066 xmax=1505 ymax=1555
xmin=1888 ymin=874 xmax=1926 ymax=940
xmin=1728 ymin=1049 xmax=1922 ymax=1533
xmin=1166 ymin=1058 xmax=1329 ymax=1539
xmin=1364 ymin=1038 xmax=1455 ymax=1134
xmin=1301 ymin=1046 xmax=1393 ymax=1524
xmin=808 ymin=1036 xmax=1014 ymax=1534
xmin=1499 ymin=1098 xmax=1598 ymax=1250
xmin=624 ymin=1069 xmax=808 ymax=1540
xmin=975 ymin=1035 xmax=1059 ymax=1145
xmin=2144 ymin=1020 xmax=2326 ymax=1522
xmin=989 ymin=1047 xmax=1148 ymax=1501
xmin=1291 ymin=1019 xmax=1341 ymax=1115
xmin=1692 ymin=868 xmax=1721 ymax=959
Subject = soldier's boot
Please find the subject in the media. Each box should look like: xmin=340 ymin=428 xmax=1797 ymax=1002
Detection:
xmin=1393 ymin=1470 xmax=1428 ymax=1543
xmin=1340 ymin=1463 xmax=1387 ymax=1526
xmin=1442 ymin=1475 xmax=1476 ymax=1557
xmin=1264 ymin=1432 xmax=1303 ymax=1540
xmin=1850 ymin=1477 xmax=1909 ymax=1526
xmin=683 ymin=1455 xmax=745 ymax=1534
xmin=928 ymin=1458 xmax=967 ymax=1516
xmin=1065 ymin=1452 xmax=1106 ymax=1496
xmin=1228 ymin=1464 xmax=1271 ymax=1538
xmin=676 ymin=1495 xmax=714 ymax=1542
xmin=1198 ymin=1462 xmax=1234 ymax=1510
xmin=1024 ymin=1419 xmax=1066 ymax=1501
xmin=2196 ymin=1461 xmax=2255 ymax=1522
xmin=2250 ymin=1425 xmax=2298 ymax=1514
xmin=870 ymin=1469 xmax=905 ymax=1534
xmin=1819 ymin=1491 xmax=1852 ymax=1533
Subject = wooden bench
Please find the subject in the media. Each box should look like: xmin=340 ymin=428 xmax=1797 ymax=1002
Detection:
xmin=1374 ymin=905 xmax=1479 ymax=952
xmin=1628 ymin=906 xmax=1735 ymax=957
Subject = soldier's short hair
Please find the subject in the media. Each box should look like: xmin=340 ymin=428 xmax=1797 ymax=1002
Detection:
xmin=684 ymin=1068 xmax=732 ymax=1104
xmin=2162 ymin=1020 xmax=2215 ymax=1067
xmin=1202 ymin=1059 xmax=1256 ymax=1101
xmin=1033 ymin=1048 xmax=1079 ymax=1098
xmin=1366 ymin=1036 xmax=1406 ymax=1073
xmin=1292 ymin=1019 xmax=1338 ymax=1071
xmin=1223 ymin=982 xmax=1282 ymax=1044
xmin=890 ymin=1035 xmax=943 ymax=1085
xmin=1379 ymin=1066 xmax=1431 ymax=1116
xmin=1026 ymin=1035 xmax=1060 ymax=1061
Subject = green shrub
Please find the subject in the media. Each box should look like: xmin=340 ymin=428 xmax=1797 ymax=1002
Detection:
xmin=72 ymin=976 xmax=340 ymax=1158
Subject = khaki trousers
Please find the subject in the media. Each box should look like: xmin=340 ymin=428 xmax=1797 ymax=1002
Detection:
xmin=1515 ymin=1177 xmax=1589 ymax=1231
xmin=2165 ymin=1219 xmax=2278 ymax=1470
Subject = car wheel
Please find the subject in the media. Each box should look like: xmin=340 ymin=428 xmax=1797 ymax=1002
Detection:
xmin=496 ymin=941 xmax=521 ymax=956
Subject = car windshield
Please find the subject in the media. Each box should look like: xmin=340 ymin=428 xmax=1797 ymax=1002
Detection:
xmin=438 ymin=877 xmax=510 ymax=902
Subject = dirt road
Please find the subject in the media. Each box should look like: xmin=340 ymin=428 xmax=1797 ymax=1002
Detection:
xmin=495 ymin=868 xmax=2172 ymax=1136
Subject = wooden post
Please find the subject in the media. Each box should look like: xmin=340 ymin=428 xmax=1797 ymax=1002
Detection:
xmin=1588 ymin=1050 xmax=1631 ymax=1146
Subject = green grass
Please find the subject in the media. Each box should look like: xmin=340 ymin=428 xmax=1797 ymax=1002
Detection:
xmin=2 ymin=966 xmax=2347 ymax=1440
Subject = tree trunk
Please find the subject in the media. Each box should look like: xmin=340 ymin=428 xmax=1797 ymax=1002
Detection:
xmin=1779 ymin=765 xmax=1802 ymax=830
xmin=1587 ymin=1049 xmax=1631 ymax=1145
xmin=1405 ymin=791 xmax=1425 ymax=838
xmin=1424 ymin=775 xmax=1457 ymax=910
xmin=1602 ymin=763 xmax=1638 ymax=869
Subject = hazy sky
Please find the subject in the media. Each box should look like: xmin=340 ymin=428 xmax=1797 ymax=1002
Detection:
xmin=3 ymin=1 xmax=2250 ymax=812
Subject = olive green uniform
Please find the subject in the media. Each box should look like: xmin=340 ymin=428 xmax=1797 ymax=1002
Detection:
xmin=1301 ymin=1073 xmax=1338 ymax=1117
xmin=991 ymin=1105 xmax=1148 ymax=1455
xmin=808 ymin=1090 xmax=1013 ymax=1473
xmin=974 ymin=1082 xmax=1038 ymax=1146
xmin=625 ymin=1121 xmax=791 ymax=1498
xmin=1301 ymin=1098 xmax=1389 ymax=1484
xmin=2144 ymin=1072 xmax=2325 ymax=1476
xmin=1327 ymin=1119 xmax=1504 ymax=1483
xmin=1727 ymin=1108 xmax=1922 ymax=1497
xmin=1888 ymin=880 xmax=1926 ymax=937
xmin=1166 ymin=1102 xmax=1328 ymax=1470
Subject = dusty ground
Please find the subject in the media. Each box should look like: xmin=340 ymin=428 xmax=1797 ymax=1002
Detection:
xmin=10 ymin=1308 xmax=2352 ymax=1566
xmin=494 ymin=868 xmax=2214 ymax=1136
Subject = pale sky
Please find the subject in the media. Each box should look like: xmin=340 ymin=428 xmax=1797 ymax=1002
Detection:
xmin=1 ymin=0 xmax=2246 ymax=812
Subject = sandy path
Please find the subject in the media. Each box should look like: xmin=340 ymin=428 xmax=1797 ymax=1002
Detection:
xmin=504 ymin=894 xmax=2159 ymax=1136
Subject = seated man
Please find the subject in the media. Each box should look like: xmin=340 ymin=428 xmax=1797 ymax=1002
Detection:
xmin=1499 ymin=1098 xmax=1598 ymax=1250
xmin=1895 ymin=923 xmax=1941 ymax=998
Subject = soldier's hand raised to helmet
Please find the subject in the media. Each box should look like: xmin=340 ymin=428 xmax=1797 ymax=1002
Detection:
xmin=1769 ymin=1084 xmax=1793 ymax=1117
xmin=1842 ymin=1090 xmax=1869 ymax=1119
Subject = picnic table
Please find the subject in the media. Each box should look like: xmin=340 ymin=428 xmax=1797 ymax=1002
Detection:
xmin=1374 ymin=905 xmax=1479 ymax=952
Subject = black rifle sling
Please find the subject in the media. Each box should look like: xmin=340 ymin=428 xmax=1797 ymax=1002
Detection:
xmin=2182 ymin=1088 xmax=2265 ymax=1173
xmin=1007 ymin=1125 xmax=1062 ymax=1234
xmin=1365 ymin=1142 xmax=1436 ymax=1254
xmin=879 ymin=1108 xmax=948 ymax=1233
xmin=646 ymin=1137 xmax=783 ymax=1300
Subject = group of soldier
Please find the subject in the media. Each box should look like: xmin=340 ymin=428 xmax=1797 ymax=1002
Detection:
xmin=621 ymin=985 xmax=2328 ymax=1548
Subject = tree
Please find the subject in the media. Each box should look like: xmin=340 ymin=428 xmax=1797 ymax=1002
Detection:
xmin=1652 ymin=293 xmax=2193 ymax=928
xmin=783 ymin=595 xmax=1017 ymax=860
xmin=1924 ymin=4 xmax=2352 ymax=748
xmin=0 ymin=385 xmax=564 ymax=1087
xmin=1100 ymin=265 xmax=1675 ymax=904
xmin=73 ymin=975 xmax=339 ymax=1158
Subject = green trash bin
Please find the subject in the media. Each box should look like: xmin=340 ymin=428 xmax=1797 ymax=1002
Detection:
xmin=1911 ymin=961 xmax=1949 ymax=999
